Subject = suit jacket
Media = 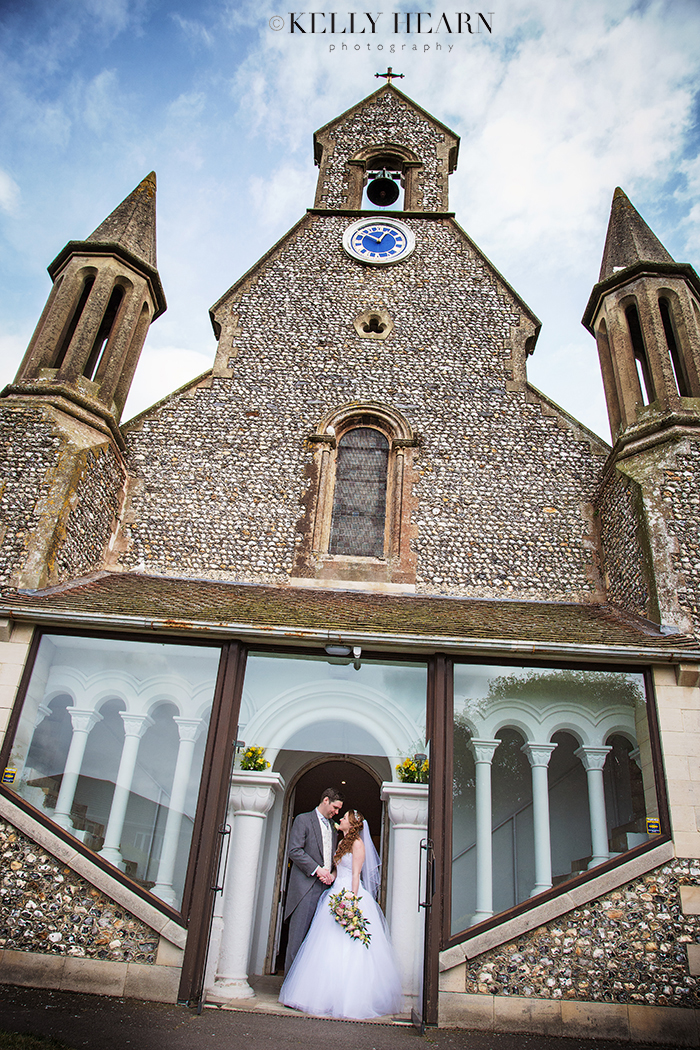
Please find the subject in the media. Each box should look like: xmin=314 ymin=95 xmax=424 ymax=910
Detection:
xmin=284 ymin=809 xmax=337 ymax=919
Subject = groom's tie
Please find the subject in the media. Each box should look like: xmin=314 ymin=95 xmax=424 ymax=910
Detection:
xmin=320 ymin=815 xmax=332 ymax=869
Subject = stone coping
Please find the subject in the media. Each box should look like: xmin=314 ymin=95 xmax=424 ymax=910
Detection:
xmin=439 ymin=839 xmax=675 ymax=970
xmin=438 ymin=991 xmax=700 ymax=1045
xmin=0 ymin=794 xmax=186 ymax=950
xmin=0 ymin=949 xmax=180 ymax=1004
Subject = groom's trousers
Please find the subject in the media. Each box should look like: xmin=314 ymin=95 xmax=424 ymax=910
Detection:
xmin=285 ymin=884 xmax=324 ymax=972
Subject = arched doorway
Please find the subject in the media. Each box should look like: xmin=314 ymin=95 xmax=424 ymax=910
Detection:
xmin=269 ymin=756 xmax=386 ymax=974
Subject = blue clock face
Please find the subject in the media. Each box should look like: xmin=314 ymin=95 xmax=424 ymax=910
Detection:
xmin=342 ymin=218 xmax=415 ymax=265
xmin=353 ymin=225 xmax=402 ymax=260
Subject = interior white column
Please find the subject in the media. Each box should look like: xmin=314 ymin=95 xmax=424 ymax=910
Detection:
xmin=53 ymin=707 xmax=103 ymax=830
xmin=99 ymin=712 xmax=154 ymax=866
xmin=151 ymin=716 xmax=205 ymax=906
xmin=468 ymin=739 xmax=500 ymax=923
xmin=214 ymin=770 xmax=284 ymax=1000
xmin=575 ymin=745 xmax=612 ymax=867
xmin=380 ymin=780 xmax=429 ymax=1011
xmin=521 ymin=742 xmax=557 ymax=896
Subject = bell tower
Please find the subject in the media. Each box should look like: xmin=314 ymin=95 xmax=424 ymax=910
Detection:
xmin=312 ymin=84 xmax=459 ymax=213
xmin=5 ymin=172 xmax=166 ymax=444
xmin=583 ymin=187 xmax=700 ymax=456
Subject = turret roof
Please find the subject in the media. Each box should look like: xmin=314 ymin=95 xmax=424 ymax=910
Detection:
xmin=598 ymin=187 xmax=673 ymax=282
xmin=87 ymin=171 xmax=158 ymax=269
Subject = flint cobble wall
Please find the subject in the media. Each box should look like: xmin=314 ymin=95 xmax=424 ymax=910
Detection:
xmin=460 ymin=859 xmax=700 ymax=1008
xmin=0 ymin=403 xmax=124 ymax=588
xmin=596 ymin=467 xmax=649 ymax=618
xmin=0 ymin=406 xmax=61 ymax=585
xmin=123 ymin=215 xmax=608 ymax=601
xmin=0 ymin=820 xmax=158 ymax=963
xmin=52 ymin=443 xmax=123 ymax=583
xmin=664 ymin=439 xmax=700 ymax=635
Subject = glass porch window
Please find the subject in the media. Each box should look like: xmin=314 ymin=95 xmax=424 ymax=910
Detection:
xmin=451 ymin=664 xmax=658 ymax=937
xmin=5 ymin=634 xmax=221 ymax=912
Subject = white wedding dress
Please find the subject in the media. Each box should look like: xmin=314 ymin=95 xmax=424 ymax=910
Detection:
xmin=279 ymin=852 xmax=402 ymax=1020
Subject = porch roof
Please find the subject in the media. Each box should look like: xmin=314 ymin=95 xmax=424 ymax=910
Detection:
xmin=2 ymin=572 xmax=698 ymax=663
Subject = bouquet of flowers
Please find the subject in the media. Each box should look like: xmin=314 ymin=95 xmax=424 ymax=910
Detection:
xmin=396 ymin=755 xmax=429 ymax=783
xmin=240 ymin=745 xmax=270 ymax=771
xmin=328 ymin=887 xmax=371 ymax=948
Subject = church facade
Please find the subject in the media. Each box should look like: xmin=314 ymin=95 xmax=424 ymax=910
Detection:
xmin=0 ymin=85 xmax=698 ymax=1042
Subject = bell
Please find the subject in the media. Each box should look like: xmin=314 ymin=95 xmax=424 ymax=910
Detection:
xmin=366 ymin=176 xmax=400 ymax=207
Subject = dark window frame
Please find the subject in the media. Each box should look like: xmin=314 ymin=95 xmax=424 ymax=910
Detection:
xmin=0 ymin=626 xmax=234 ymax=933
xmin=439 ymin=656 xmax=672 ymax=952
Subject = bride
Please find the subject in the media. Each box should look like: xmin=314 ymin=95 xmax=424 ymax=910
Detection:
xmin=279 ymin=809 xmax=402 ymax=1020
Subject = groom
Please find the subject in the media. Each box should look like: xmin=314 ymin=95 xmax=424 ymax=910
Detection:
xmin=284 ymin=787 xmax=344 ymax=972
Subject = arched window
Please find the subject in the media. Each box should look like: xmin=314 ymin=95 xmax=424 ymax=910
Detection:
xmin=329 ymin=428 xmax=389 ymax=557
xmin=294 ymin=402 xmax=419 ymax=587
xmin=54 ymin=274 xmax=95 ymax=368
xmin=659 ymin=296 xmax=691 ymax=397
xmin=84 ymin=285 xmax=125 ymax=380
xmin=625 ymin=303 xmax=654 ymax=404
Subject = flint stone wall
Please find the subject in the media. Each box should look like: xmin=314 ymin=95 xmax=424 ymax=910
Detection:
xmin=0 ymin=406 xmax=61 ymax=585
xmin=596 ymin=466 xmax=649 ymax=618
xmin=0 ymin=403 xmax=124 ymax=588
xmin=665 ymin=439 xmax=700 ymax=634
xmin=0 ymin=820 xmax=158 ymax=963
xmin=461 ymin=860 xmax=700 ymax=1009
xmin=122 ymin=214 xmax=608 ymax=601
xmin=51 ymin=442 xmax=123 ymax=582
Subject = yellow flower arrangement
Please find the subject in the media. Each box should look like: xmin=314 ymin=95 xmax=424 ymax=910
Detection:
xmin=240 ymin=745 xmax=270 ymax=771
xmin=396 ymin=756 xmax=429 ymax=784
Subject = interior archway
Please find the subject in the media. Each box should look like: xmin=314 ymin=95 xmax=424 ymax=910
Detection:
xmin=271 ymin=755 xmax=387 ymax=974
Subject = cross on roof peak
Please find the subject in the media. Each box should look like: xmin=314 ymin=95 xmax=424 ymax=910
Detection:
xmin=375 ymin=67 xmax=404 ymax=85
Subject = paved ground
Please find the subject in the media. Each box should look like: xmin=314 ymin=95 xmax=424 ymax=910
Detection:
xmin=0 ymin=986 xmax=684 ymax=1050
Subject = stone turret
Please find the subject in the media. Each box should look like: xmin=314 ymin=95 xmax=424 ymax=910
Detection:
xmin=5 ymin=173 xmax=166 ymax=443
xmin=583 ymin=187 xmax=700 ymax=456
xmin=588 ymin=189 xmax=700 ymax=635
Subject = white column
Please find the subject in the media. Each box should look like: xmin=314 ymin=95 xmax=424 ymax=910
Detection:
xmin=99 ymin=713 xmax=154 ymax=866
xmin=380 ymin=780 xmax=429 ymax=1011
xmin=152 ymin=717 xmax=205 ymax=906
xmin=468 ymin=739 xmax=501 ymax=923
xmin=575 ymin=745 xmax=612 ymax=867
xmin=53 ymin=707 xmax=103 ymax=830
xmin=214 ymin=770 xmax=284 ymax=1000
xmin=521 ymin=742 xmax=557 ymax=896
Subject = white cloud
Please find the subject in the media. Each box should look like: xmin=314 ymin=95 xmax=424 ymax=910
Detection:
xmin=0 ymin=170 xmax=20 ymax=214
xmin=171 ymin=14 xmax=215 ymax=50
xmin=249 ymin=163 xmax=317 ymax=231
xmin=123 ymin=344 xmax=214 ymax=421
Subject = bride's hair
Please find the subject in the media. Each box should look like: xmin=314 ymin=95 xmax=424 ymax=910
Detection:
xmin=333 ymin=810 xmax=364 ymax=864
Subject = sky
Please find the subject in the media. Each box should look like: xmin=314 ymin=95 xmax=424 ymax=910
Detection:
xmin=1 ymin=0 xmax=699 ymax=440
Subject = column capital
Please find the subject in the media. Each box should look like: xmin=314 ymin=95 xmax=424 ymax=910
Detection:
xmin=120 ymin=712 xmax=155 ymax=738
xmin=521 ymin=742 xmax=558 ymax=768
xmin=173 ymin=716 xmax=205 ymax=743
xmin=575 ymin=745 xmax=612 ymax=772
xmin=66 ymin=706 xmax=103 ymax=734
xmin=34 ymin=703 xmax=53 ymax=727
xmin=381 ymin=781 xmax=429 ymax=829
xmin=468 ymin=738 xmax=501 ymax=765
xmin=228 ymin=770 xmax=285 ymax=818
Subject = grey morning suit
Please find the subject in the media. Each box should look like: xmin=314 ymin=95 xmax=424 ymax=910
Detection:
xmin=284 ymin=809 xmax=337 ymax=972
